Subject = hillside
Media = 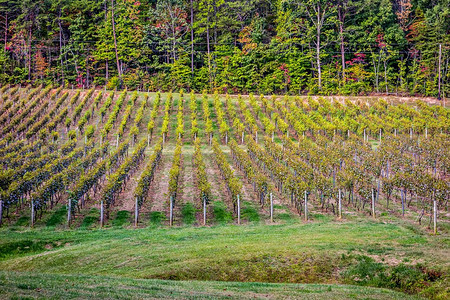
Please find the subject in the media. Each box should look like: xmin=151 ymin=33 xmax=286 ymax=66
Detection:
xmin=0 ymin=85 xmax=448 ymax=299
xmin=0 ymin=218 xmax=448 ymax=299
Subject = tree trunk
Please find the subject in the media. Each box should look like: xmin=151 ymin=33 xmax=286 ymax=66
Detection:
xmin=3 ymin=13 xmax=7 ymax=52
xmin=206 ymin=3 xmax=211 ymax=88
xmin=58 ymin=10 xmax=65 ymax=84
xmin=316 ymin=12 xmax=322 ymax=90
xmin=213 ymin=0 xmax=217 ymax=45
xmin=104 ymin=0 xmax=109 ymax=81
xmin=338 ymin=4 xmax=345 ymax=81
xmin=28 ymin=29 xmax=32 ymax=81
xmin=111 ymin=0 xmax=121 ymax=79
xmin=172 ymin=26 xmax=176 ymax=62
xmin=384 ymin=53 xmax=388 ymax=93
xmin=377 ymin=51 xmax=382 ymax=92
xmin=438 ymin=44 xmax=442 ymax=100
xmin=190 ymin=0 xmax=194 ymax=75
xmin=86 ymin=51 xmax=90 ymax=88
xmin=106 ymin=60 xmax=109 ymax=80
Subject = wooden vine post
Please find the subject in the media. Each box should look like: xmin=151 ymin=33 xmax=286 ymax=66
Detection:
xmin=270 ymin=192 xmax=273 ymax=223
xmin=100 ymin=200 xmax=104 ymax=227
xmin=203 ymin=197 xmax=207 ymax=226
xmin=169 ymin=195 xmax=173 ymax=226
xmin=338 ymin=189 xmax=342 ymax=219
xmin=134 ymin=197 xmax=139 ymax=227
xmin=371 ymin=188 xmax=376 ymax=218
xmin=401 ymin=189 xmax=405 ymax=216
xmin=433 ymin=200 xmax=437 ymax=235
xmin=0 ymin=200 xmax=3 ymax=226
xmin=67 ymin=198 xmax=71 ymax=225
xmin=237 ymin=194 xmax=241 ymax=225
xmin=31 ymin=199 xmax=35 ymax=227
xmin=304 ymin=191 xmax=308 ymax=221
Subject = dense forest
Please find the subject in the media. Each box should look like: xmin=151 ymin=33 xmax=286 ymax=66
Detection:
xmin=0 ymin=0 xmax=449 ymax=96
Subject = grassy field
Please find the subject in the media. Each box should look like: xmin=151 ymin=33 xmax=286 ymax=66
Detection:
xmin=0 ymin=216 xmax=448 ymax=299
xmin=0 ymin=271 xmax=423 ymax=299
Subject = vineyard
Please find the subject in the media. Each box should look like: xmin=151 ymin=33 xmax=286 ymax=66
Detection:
xmin=0 ymin=84 xmax=448 ymax=231
xmin=0 ymin=84 xmax=449 ymax=299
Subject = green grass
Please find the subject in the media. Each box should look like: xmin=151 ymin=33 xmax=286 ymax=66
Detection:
xmin=80 ymin=208 xmax=100 ymax=229
xmin=14 ymin=215 xmax=29 ymax=227
xmin=181 ymin=203 xmax=196 ymax=225
xmin=46 ymin=206 xmax=67 ymax=227
xmin=341 ymin=255 xmax=443 ymax=295
xmin=241 ymin=201 xmax=260 ymax=222
xmin=212 ymin=201 xmax=233 ymax=224
xmin=0 ymin=271 xmax=426 ymax=300
xmin=0 ymin=219 xmax=447 ymax=299
xmin=149 ymin=211 xmax=166 ymax=226
xmin=112 ymin=210 xmax=131 ymax=227
xmin=0 ymin=271 xmax=424 ymax=300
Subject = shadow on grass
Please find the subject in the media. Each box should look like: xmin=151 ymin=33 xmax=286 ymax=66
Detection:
xmin=241 ymin=202 xmax=260 ymax=223
xmin=149 ymin=211 xmax=166 ymax=226
xmin=113 ymin=211 xmax=130 ymax=227
xmin=15 ymin=215 xmax=30 ymax=227
xmin=46 ymin=206 xmax=67 ymax=227
xmin=80 ymin=208 xmax=99 ymax=229
xmin=212 ymin=201 xmax=232 ymax=224
xmin=181 ymin=203 xmax=196 ymax=225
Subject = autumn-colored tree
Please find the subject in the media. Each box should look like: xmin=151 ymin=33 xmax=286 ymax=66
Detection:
xmin=147 ymin=0 xmax=189 ymax=63
xmin=395 ymin=0 xmax=412 ymax=31
xmin=34 ymin=47 xmax=48 ymax=80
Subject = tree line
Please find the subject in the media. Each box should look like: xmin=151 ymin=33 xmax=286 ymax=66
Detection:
xmin=0 ymin=0 xmax=449 ymax=96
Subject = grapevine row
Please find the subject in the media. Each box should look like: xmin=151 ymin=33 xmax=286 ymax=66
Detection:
xmin=211 ymin=138 xmax=242 ymax=211
xmin=134 ymin=140 xmax=163 ymax=208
